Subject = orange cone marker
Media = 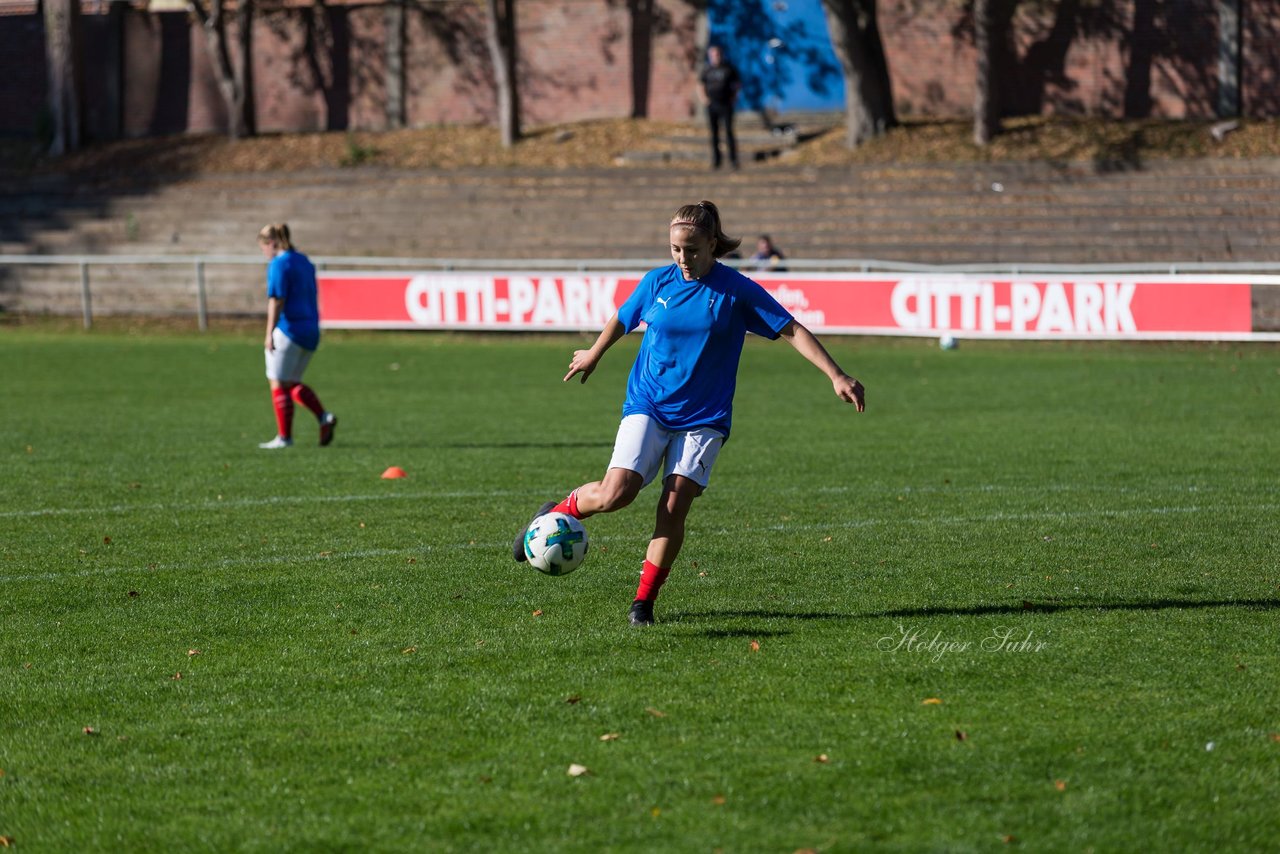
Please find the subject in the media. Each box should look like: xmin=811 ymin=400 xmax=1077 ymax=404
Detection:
xmin=381 ymin=466 xmax=407 ymax=479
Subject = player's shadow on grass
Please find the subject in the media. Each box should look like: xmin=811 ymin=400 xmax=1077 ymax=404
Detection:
xmin=864 ymin=597 xmax=1280 ymax=619
xmin=438 ymin=441 xmax=613 ymax=450
xmin=673 ymin=597 xmax=1280 ymax=625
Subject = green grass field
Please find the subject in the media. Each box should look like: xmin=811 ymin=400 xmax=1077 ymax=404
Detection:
xmin=1 ymin=326 xmax=1277 ymax=852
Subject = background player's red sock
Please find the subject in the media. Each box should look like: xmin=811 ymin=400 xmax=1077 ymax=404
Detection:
xmin=272 ymin=388 xmax=294 ymax=439
xmin=634 ymin=560 xmax=671 ymax=603
xmin=552 ymin=489 xmax=581 ymax=519
xmin=289 ymin=383 xmax=326 ymax=419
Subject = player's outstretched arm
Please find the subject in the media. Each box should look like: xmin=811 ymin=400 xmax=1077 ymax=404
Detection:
xmin=564 ymin=314 xmax=627 ymax=384
xmin=778 ymin=320 xmax=866 ymax=412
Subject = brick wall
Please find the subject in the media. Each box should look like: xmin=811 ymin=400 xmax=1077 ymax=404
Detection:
xmin=1244 ymin=0 xmax=1280 ymax=116
xmin=0 ymin=13 xmax=47 ymax=136
xmin=5 ymin=0 xmax=1280 ymax=140
xmin=882 ymin=0 xmax=1231 ymax=120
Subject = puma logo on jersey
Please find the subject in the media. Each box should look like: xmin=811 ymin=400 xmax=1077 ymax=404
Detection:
xmin=656 ymin=297 xmax=670 ymax=308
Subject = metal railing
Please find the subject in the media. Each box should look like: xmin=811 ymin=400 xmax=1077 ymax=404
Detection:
xmin=5 ymin=252 xmax=1280 ymax=330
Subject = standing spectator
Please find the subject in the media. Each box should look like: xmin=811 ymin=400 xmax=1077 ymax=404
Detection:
xmin=748 ymin=234 xmax=788 ymax=272
xmin=257 ymin=223 xmax=338 ymax=449
xmin=700 ymin=45 xmax=741 ymax=171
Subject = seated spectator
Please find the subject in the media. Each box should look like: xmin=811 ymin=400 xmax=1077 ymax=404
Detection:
xmin=748 ymin=234 xmax=788 ymax=272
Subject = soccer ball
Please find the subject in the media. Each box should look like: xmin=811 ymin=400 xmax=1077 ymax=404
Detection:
xmin=523 ymin=512 xmax=589 ymax=576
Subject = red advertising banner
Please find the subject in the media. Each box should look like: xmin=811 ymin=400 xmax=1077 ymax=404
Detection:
xmin=319 ymin=271 xmax=1266 ymax=339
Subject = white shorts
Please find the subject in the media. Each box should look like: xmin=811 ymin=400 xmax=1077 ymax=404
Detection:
xmin=264 ymin=327 xmax=314 ymax=383
xmin=607 ymin=414 xmax=725 ymax=490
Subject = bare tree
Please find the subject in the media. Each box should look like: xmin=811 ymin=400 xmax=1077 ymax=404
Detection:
xmin=43 ymin=0 xmax=83 ymax=156
xmin=820 ymin=0 xmax=896 ymax=147
xmin=188 ymin=0 xmax=256 ymax=139
xmin=485 ymin=0 xmax=521 ymax=146
xmin=973 ymin=0 xmax=1000 ymax=145
xmin=385 ymin=0 xmax=406 ymax=129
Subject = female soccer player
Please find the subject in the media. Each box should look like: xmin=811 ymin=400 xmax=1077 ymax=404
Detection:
xmin=257 ymin=223 xmax=338 ymax=449
xmin=514 ymin=201 xmax=865 ymax=626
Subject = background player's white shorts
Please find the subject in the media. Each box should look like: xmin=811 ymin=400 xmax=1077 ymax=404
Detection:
xmin=608 ymin=414 xmax=725 ymax=489
xmin=264 ymin=327 xmax=314 ymax=383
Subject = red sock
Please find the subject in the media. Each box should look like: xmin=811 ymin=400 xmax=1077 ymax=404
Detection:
xmin=634 ymin=559 xmax=671 ymax=603
xmin=271 ymin=387 xmax=294 ymax=439
xmin=289 ymin=383 xmax=326 ymax=419
xmin=552 ymin=489 xmax=582 ymax=519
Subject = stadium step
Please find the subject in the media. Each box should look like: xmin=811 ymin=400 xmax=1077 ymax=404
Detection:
xmin=5 ymin=156 xmax=1280 ymax=324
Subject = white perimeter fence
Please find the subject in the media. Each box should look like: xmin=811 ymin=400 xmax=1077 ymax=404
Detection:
xmin=2 ymin=254 xmax=1280 ymax=339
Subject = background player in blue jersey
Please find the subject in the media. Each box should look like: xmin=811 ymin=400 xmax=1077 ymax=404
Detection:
xmin=258 ymin=223 xmax=338 ymax=449
xmin=514 ymin=201 xmax=865 ymax=626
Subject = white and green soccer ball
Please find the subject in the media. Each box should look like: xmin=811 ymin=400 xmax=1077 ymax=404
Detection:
xmin=523 ymin=512 xmax=589 ymax=576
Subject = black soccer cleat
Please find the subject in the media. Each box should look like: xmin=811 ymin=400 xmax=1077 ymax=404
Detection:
xmin=628 ymin=599 xmax=655 ymax=627
xmin=319 ymin=412 xmax=338 ymax=446
xmin=513 ymin=500 xmax=558 ymax=562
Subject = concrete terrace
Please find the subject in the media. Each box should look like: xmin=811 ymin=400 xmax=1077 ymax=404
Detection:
xmin=2 ymin=154 xmax=1279 ymax=319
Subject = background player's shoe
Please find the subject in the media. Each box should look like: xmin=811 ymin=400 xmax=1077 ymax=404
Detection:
xmin=513 ymin=501 xmax=558 ymax=562
xmin=258 ymin=435 xmax=293 ymax=449
xmin=319 ymin=412 xmax=338 ymax=446
xmin=628 ymin=599 xmax=655 ymax=627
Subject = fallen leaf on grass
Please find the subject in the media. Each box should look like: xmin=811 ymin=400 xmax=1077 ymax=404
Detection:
xmin=712 ymin=795 xmax=726 ymax=805
xmin=567 ymin=763 xmax=590 ymax=777
xmin=401 ymin=646 xmax=417 ymax=654
xmin=955 ymin=730 xmax=968 ymax=741
xmin=813 ymin=754 xmax=829 ymax=763
xmin=1269 ymin=733 xmax=1280 ymax=743
xmin=318 ymin=551 xmax=333 ymax=557
xmin=921 ymin=698 xmax=943 ymax=705
xmin=128 ymin=591 xmax=139 ymax=598
xmin=1001 ymin=834 xmax=1017 ymax=844
xmin=645 ymin=707 xmax=667 ymax=718
xmin=599 ymin=733 xmax=620 ymax=742
xmin=1054 ymin=780 xmax=1067 ymax=792
xmin=565 ymin=695 xmax=581 ymax=705
xmin=103 ymin=536 xmax=112 ymax=545
xmin=171 ymin=672 xmax=182 ymax=680
xmin=0 ymin=836 xmax=13 ymax=847
xmin=650 ymin=806 xmax=661 ymax=818
xmin=532 ymin=609 xmax=544 ymax=617
xmin=82 ymin=727 xmax=98 ymax=736
xmin=187 ymin=649 xmax=200 ymax=657
xmin=750 ymin=640 xmax=761 ymax=652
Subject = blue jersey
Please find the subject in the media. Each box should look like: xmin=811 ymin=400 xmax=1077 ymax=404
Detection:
xmin=616 ymin=262 xmax=793 ymax=438
xmin=266 ymin=250 xmax=320 ymax=350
